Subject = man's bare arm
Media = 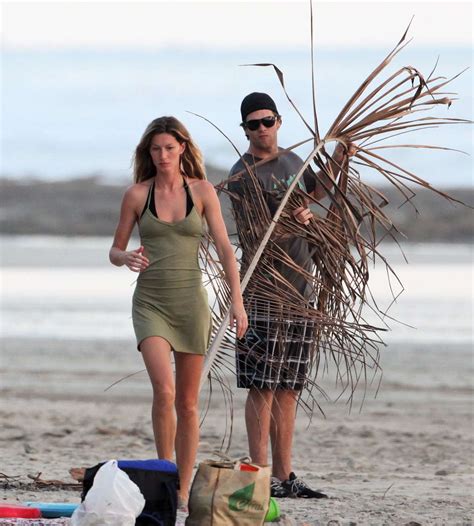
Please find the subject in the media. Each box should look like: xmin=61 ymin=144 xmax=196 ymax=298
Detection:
xmin=309 ymin=143 xmax=357 ymax=201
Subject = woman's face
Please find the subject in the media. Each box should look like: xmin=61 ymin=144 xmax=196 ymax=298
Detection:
xmin=149 ymin=133 xmax=185 ymax=174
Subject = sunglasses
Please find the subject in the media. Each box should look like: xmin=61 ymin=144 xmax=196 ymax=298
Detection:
xmin=241 ymin=115 xmax=280 ymax=131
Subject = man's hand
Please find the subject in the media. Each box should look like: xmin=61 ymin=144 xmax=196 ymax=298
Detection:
xmin=292 ymin=206 xmax=313 ymax=226
xmin=333 ymin=141 xmax=357 ymax=163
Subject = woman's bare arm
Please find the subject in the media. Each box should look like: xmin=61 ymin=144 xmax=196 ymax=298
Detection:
xmin=198 ymin=180 xmax=248 ymax=339
xmin=109 ymin=185 xmax=150 ymax=272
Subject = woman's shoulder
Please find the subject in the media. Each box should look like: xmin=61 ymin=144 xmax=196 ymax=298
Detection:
xmin=187 ymin=178 xmax=218 ymax=210
xmin=126 ymin=180 xmax=152 ymax=194
xmin=187 ymin=178 xmax=215 ymax=194
xmin=122 ymin=180 xmax=152 ymax=204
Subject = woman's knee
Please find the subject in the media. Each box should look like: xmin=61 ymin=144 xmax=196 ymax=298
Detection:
xmin=152 ymin=388 xmax=175 ymax=410
xmin=175 ymin=397 xmax=198 ymax=419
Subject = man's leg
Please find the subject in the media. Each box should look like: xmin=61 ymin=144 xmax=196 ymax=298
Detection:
xmin=270 ymin=389 xmax=328 ymax=499
xmin=269 ymin=388 xmax=298 ymax=480
xmin=245 ymin=387 xmax=274 ymax=465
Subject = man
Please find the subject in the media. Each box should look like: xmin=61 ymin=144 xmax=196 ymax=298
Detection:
xmin=228 ymin=92 xmax=352 ymax=498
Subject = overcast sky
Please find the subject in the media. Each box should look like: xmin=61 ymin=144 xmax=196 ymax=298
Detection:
xmin=2 ymin=1 xmax=472 ymax=50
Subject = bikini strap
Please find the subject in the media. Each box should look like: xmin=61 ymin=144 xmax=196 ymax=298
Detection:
xmin=183 ymin=176 xmax=194 ymax=215
xmin=140 ymin=180 xmax=155 ymax=219
xmin=146 ymin=180 xmax=155 ymax=209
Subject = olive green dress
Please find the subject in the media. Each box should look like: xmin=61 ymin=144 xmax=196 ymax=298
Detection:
xmin=132 ymin=179 xmax=212 ymax=354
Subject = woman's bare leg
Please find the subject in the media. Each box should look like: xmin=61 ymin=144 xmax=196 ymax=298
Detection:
xmin=174 ymin=352 xmax=205 ymax=504
xmin=140 ymin=337 xmax=175 ymax=460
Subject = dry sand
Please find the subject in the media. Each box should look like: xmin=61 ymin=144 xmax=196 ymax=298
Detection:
xmin=1 ymin=338 xmax=472 ymax=525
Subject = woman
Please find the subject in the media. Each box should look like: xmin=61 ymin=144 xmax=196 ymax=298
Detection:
xmin=109 ymin=116 xmax=247 ymax=507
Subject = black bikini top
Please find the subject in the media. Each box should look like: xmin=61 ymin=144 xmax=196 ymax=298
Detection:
xmin=140 ymin=178 xmax=193 ymax=220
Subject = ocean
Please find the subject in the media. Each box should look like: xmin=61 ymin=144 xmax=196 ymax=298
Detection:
xmin=2 ymin=46 xmax=472 ymax=186
xmin=1 ymin=236 xmax=472 ymax=345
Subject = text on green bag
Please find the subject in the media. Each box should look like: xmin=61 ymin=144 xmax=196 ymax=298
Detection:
xmin=228 ymin=482 xmax=264 ymax=512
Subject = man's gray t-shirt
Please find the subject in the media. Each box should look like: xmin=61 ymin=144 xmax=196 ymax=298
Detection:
xmin=228 ymin=150 xmax=317 ymax=299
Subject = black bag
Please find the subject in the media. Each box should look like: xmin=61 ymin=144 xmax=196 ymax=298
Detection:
xmin=82 ymin=459 xmax=178 ymax=526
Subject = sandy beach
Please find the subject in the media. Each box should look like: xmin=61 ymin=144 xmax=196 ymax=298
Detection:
xmin=1 ymin=336 xmax=472 ymax=526
xmin=1 ymin=238 xmax=473 ymax=525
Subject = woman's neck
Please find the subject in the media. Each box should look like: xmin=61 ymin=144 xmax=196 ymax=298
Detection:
xmin=154 ymin=170 xmax=183 ymax=190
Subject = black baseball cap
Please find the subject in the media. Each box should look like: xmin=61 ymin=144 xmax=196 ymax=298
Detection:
xmin=240 ymin=92 xmax=279 ymax=122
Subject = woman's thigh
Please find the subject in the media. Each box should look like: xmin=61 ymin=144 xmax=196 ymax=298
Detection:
xmin=140 ymin=336 xmax=174 ymax=394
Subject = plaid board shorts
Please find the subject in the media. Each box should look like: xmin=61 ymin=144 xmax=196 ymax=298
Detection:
xmin=236 ymin=299 xmax=315 ymax=391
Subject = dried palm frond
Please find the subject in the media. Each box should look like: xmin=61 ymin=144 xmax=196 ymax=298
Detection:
xmin=197 ymin=8 xmax=470 ymax=413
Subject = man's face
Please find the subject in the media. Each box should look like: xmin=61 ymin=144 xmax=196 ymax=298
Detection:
xmin=244 ymin=109 xmax=280 ymax=151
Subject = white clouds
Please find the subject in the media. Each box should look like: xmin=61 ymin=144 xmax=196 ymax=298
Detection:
xmin=2 ymin=1 xmax=472 ymax=50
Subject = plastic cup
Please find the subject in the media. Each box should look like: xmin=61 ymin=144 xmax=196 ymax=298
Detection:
xmin=264 ymin=497 xmax=281 ymax=522
xmin=240 ymin=463 xmax=259 ymax=472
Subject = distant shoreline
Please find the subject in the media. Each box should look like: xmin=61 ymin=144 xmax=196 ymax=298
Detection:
xmin=1 ymin=173 xmax=472 ymax=242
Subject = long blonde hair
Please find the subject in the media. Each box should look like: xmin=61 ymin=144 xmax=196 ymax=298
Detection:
xmin=133 ymin=116 xmax=206 ymax=183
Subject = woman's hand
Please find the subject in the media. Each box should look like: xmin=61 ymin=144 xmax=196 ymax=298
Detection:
xmin=230 ymin=300 xmax=248 ymax=339
xmin=123 ymin=246 xmax=150 ymax=272
xmin=292 ymin=206 xmax=313 ymax=226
